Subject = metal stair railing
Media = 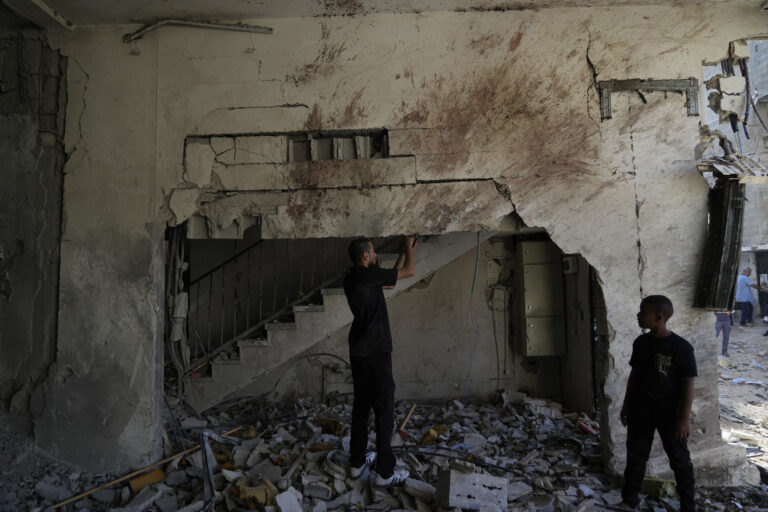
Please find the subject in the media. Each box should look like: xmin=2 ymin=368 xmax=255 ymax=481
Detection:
xmin=184 ymin=237 xmax=356 ymax=376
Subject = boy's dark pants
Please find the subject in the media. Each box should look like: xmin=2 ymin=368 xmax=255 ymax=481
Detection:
xmin=622 ymin=405 xmax=695 ymax=511
xmin=350 ymin=353 xmax=395 ymax=478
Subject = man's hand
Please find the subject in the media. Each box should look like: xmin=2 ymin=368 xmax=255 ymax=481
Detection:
xmin=620 ymin=405 xmax=629 ymax=427
xmin=675 ymin=417 xmax=691 ymax=439
xmin=403 ymin=236 xmax=416 ymax=251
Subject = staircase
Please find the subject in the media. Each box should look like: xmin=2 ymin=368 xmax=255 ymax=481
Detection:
xmin=186 ymin=231 xmax=493 ymax=412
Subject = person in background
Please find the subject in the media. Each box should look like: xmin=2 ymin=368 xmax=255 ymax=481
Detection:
xmin=734 ymin=268 xmax=759 ymax=326
xmin=714 ymin=311 xmax=732 ymax=356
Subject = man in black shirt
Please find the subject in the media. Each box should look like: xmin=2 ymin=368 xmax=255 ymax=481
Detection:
xmin=343 ymin=236 xmax=415 ymax=486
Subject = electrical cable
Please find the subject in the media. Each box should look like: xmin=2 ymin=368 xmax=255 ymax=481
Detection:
xmin=463 ymin=232 xmax=482 ymax=402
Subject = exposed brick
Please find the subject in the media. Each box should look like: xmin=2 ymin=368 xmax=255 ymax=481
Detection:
xmin=19 ymin=74 xmax=40 ymax=102
xmin=40 ymin=76 xmax=58 ymax=114
xmin=38 ymin=113 xmax=56 ymax=131
xmin=41 ymin=49 xmax=60 ymax=77
xmin=19 ymin=39 xmax=41 ymax=75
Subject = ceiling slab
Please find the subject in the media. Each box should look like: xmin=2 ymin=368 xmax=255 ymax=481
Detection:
xmin=3 ymin=0 xmax=763 ymax=27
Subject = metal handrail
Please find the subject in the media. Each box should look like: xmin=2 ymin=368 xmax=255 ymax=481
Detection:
xmin=184 ymin=271 xmax=347 ymax=375
xmin=188 ymin=238 xmax=265 ymax=287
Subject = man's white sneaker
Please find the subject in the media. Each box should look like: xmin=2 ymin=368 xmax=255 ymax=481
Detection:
xmin=374 ymin=468 xmax=409 ymax=486
xmin=349 ymin=451 xmax=376 ymax=478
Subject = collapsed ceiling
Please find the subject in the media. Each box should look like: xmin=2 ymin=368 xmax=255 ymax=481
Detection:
xmin=1 ymin=0 xmax=763 ymax=28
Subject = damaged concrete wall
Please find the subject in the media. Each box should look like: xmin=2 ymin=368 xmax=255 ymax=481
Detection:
xmin=37 ymin=28 xmax=164 ymax=472
xmin=234 ymin=239 xmax=564 ymax=405
xmin=44 ymin=4 xmax=767 ymax=481
xmin=0 ymin=29 xmax=65 ymax=423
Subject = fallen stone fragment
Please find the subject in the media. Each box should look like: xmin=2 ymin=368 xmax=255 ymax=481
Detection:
xmin=34 ymin=480 xmax=69 ymax=502
xmin=275 ymin=487 xmax=303 ymax=512
xmin=326 ymin=490 xmax=364 ymax=510
xmin=177 ymin=499 xmax=205 ymax=512
xmin=404 ymin=478 xmax=436 ymax=501
xmin=247 ymin=461 xmax=282 ymax=483
xmin=436 ymin=469 xmax=508 ymax=511
xmin=154 ymin=495 xmax=177 ymax=512
xmin=448 ymin=458 xmax=476 ymax=473
xmin=239 ymin=478 xmax=278 ymax=505
xmin=165 ymin=470 xmax=188 ymax=487
xmin=91 ymin=488 xmax=115 ymax=503
xmin=275 ymin=428 xmax=298 ymax=444
xmin=232 ymin=445 xmax=252 ymax=467
xmin=304 ymin=481 xmax=333 ymax=500
xmin=221 ymin=469 xmax=243 ymax=482
xmin=113 ymin=485 xmax=162 ymax=512
xmin=507 ymin=481 xmax=533 ymax=501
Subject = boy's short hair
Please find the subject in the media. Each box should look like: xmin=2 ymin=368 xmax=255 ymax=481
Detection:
xmin=348 ymin=238 xmax=372 ymax=264
xmin=642 ymin=295 xmax=674 ymax=320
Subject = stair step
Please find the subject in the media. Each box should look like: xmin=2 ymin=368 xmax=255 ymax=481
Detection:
xmin=322 ymin=288 xmax=345 ymax=295
xmin=265 ymin=321 xmax=297 ymax=330
xmin=294 ymin=305 xmax=324 ymax=313
xmin=237 ymin=338 xmax=269 ymax=348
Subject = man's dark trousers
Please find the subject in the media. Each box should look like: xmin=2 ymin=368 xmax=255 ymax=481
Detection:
xmin=737 ymin=301 xmax=753 ymax=325
xmin=349 ymin=353 xmax=395 ymax=478
xmin=622 ymin=406 xmax=695 ymax=512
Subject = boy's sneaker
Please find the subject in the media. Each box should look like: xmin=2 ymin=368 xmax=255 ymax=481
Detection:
xmin=374 ymin=468 xmax=409 ymax=486
xmin=349 ymin=451 xmax=376 ymax=478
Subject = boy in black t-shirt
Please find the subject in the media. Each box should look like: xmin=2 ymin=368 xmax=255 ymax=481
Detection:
xmin=619 ymin=295 xmax=697 ymax=511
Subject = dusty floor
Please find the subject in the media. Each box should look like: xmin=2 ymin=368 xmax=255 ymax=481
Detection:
xmin=2 ymin=324 xmax=768 ymax=511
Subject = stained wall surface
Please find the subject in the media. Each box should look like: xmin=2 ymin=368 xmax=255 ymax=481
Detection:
xmin=44 ymin=5 xmax=767 ymax=479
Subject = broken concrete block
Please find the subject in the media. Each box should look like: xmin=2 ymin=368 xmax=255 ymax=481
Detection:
xmin=304 ymin=481 xmax=333 ymax=500
xmin=719 ymin=76 xmax=746 ymax=95
xmin=114 ymin=485 xmax=162 ymax=512
xmin=404 ymin=478 xmax=436 ymax=501
xmin=719 ymin=94 xmax=746 ymax=120
xmin=154 ymin=494 xmax=177 ymax=512
xmin=177 ymin=500 xmax=205 ymax=512
xmin=274 ymin=487 xmax=303 ymax=512
xmin=436 ymin=470 xmax=507 ymax=510
xmin=507 ymin=481 xmax=533 ymax=501
xmin=169 ymin=188 xmax=200 ymax=225
xmin=235 ymin=136 xmax=287 ymax=164
xmin=245 ymin=443 xmax=270 ymax=467
xmin=246 ymin=461 xmax=281 ymax=483
xmin=730 ymin=40 xmax=750 ymax=60
xmin=239 ymin=478 xmax=278 ymax=505
xmin=448 ymin=458 xmax=476 ymax=473
xmin=463 ymin=432 xmax=487 ymax=453
xmin=274 ymin=427 xmax=298 ymax=444
xmin=221 ymin=469 xmax=244 ymax=482
xmin=91 ymin=488 xmax=115 ymax=503
xmin=165 ymin=469 xmax=188 ymax=487
xmin=184 ymin=139 xmax=215 ymax=187
xmin=326 ymin=490 xmax=364 ymax=510
xmin=34 ymin=480 xmax=69 ymax=502
xmin=232 ymin=445 xmax=252 ymax=467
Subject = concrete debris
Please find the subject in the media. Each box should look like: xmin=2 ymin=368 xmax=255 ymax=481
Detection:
xmin=7 ymin=393 xmax=768 ymax=512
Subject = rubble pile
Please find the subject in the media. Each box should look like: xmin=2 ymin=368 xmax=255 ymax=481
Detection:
xmin=6 ymin=393 xmax=768 ymax=511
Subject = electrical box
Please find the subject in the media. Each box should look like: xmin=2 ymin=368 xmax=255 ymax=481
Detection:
xmin=520 ymin=241 xmax=566 ymax=356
